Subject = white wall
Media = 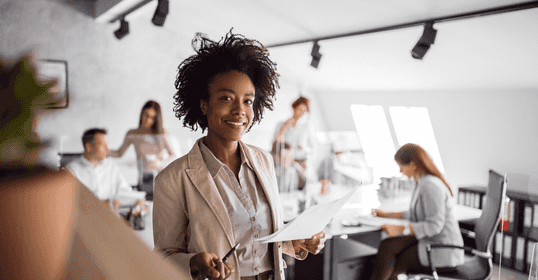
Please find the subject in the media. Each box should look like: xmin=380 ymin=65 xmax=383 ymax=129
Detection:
xmin=313 ymin=89 xmax=538 ymax=189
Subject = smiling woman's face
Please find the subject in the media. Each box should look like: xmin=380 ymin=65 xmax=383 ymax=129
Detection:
xmin=201 ymin=70 xmax=255 ymax=144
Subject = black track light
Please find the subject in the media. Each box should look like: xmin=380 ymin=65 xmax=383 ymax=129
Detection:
xmin=411 ymin=22 xmax=437 ymax=60
xmin=152 ymin=0 xmax=169 ymax=27
xmin=310 ymin=41 xmax=322 ymax=69
xmin=114 ymin=18 xmax=129 ymax=40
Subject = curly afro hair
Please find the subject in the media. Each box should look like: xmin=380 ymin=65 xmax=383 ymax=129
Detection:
xmin=173 ymin=29 xmax=280 ymax=132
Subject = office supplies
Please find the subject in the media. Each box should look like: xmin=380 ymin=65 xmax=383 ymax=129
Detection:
xmin=204 ymin=243 xmax=239 ymax=280
xmin=222 ymin=243 xmax=240 ymax=263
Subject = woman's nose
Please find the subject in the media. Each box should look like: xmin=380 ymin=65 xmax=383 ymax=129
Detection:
xmin=232 ymin=100 xmax=246 ymax=115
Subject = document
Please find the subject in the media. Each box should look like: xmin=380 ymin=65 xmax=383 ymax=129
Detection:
xmin=255 ymin=185 xmax=360 ymax=243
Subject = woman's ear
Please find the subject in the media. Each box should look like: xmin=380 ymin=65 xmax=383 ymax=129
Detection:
xmin=200 ymin=100 xmax=207 ymax=115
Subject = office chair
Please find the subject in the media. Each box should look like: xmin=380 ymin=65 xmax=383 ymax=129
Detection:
xmin=58 ymin=152 xmax=83 ymax=170
xmin=409 ymin=169 xmax=506 ymax=280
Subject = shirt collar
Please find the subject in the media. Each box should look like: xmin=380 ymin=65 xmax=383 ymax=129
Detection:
xmin=80 ymin=154 xmax=106 ymax=168
xmin=199 ymin=140 xmax=252 ymax=178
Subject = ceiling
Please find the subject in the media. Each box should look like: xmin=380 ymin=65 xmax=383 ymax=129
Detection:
xmin=97 ymin=0 xmax=538 ymax=91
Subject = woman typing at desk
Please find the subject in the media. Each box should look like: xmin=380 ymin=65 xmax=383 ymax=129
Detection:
xmin=370 ymin=143 xmax=463 ymax=280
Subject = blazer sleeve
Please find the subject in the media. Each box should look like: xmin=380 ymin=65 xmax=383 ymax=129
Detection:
xmin=411 ymin=181 xmax=446 ymax=239
xmin=153 ymin=166 xmax=196 ymax=274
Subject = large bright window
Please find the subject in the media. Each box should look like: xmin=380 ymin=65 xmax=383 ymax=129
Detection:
xmin=350 ymin=104 xmax=444 ymax=182
xmin=350 ymin=105 xmax=398 ymax=179
xmin=389 ymin=106 xmax=445 ymax=172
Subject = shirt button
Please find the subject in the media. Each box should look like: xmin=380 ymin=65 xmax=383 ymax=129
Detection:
xmin=255 ymin=267 xmax=259 ymax=272
xmin=255 ymin=234 xmax=259 ymax=238
xmin=254 ymin=249 xmax=258 ymax=254
xmin=251 ymin=217 xmax=256 ymax=222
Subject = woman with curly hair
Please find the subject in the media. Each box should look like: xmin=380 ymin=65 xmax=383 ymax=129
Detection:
xmin=153 ymin=30 xmax=326 ymax=280
xmin=370 ymin=143 xmax=463 ymax=280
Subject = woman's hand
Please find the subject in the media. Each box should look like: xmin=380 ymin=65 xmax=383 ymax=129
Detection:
xmin=112 ymin=199 xmax=122 ymax=212
xmin=190 ymin=252 xmax=234 ymax=280
xmin=292 ymin=231 xmax=326 ymax=255
xmin=371 ymin=209 xmax=386 ymax=218
xmin=380 ymin=224 xmax=405 ymax=237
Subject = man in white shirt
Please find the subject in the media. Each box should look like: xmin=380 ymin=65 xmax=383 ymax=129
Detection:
xmin=67 ymin=128 xmax=143 ymax=212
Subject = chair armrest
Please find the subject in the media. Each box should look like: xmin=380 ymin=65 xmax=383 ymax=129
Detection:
xmin=460 ymin=228 xmax=476 ymax=239
xmin=428 ymin=244 xmax=491 ymax=259
xmin=425 ymin=244 xmax=492 ymax=280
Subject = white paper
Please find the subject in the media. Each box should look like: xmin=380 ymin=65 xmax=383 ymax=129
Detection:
xmin=353 ymin=216 xmax=409 ymax=228
xmin=116 ymin=190 xmax=146 ymax=205
xmin=256 ymin=185 xmax=361 ymax=243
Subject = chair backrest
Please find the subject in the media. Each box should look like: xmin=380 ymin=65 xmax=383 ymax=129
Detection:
xmin=58 ymin=153 xmax=83 ymax=170
xmin=474 ymin=169 xmax=506 ymax=252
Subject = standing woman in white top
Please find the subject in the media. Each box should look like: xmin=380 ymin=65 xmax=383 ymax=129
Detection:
xmin=109 ymin=100 xmax=175 ymax=188
xmin=271 ymin=96 xmax=314 ymax=192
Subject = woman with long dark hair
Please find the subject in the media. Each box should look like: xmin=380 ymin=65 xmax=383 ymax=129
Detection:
xmin=369 ymin=143 xmax=463 ymax=280
xmin=110 ymin=100 xmax=175 ymax=187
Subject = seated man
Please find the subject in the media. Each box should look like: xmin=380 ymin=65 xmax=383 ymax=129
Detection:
xmin=67 ymin=128 xmax=147 ymax=224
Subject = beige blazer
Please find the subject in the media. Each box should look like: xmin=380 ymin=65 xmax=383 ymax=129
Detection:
xmin=153 ymin=138 xmax=299 ymax=280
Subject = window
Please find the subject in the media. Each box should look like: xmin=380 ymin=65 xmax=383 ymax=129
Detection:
xmin=350 ymin=104 xmax=444 ymax=182
xmin=389 ymin=106 xmax=444 ymax=172
xmin=350 ymin=105 xmax=398 ymax=179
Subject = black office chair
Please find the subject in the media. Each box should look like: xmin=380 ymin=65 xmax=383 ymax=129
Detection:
xmin=409 ymin=169 xmax=506 ymax=280
xmin=58 ymin=152 xmax=83 ymax=170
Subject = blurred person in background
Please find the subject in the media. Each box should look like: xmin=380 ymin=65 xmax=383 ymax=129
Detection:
xmin=109 ymin=100 xmax=175 ymax=194
xmin=370 ymin=143 xmax=463 ymax=280
xmin=67 ymin=128 xmax=148 ymax=226
xmin=271 ymin=96 xmax=314 ymax=192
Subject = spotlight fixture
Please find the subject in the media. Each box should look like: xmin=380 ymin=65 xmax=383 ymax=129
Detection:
xmin=411 ymin=22 xmax=437 ymax=60
xmin=310 ymin=41 xmax=322 ymax=69
xmin=114 ymin=18 xmax=129 ymax=40
xmin=152 ymin=0 xmax=169 ymax=27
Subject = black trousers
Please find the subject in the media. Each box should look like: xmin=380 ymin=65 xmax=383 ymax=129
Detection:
xmin=369 ymin=235 xmax=430 ymax=280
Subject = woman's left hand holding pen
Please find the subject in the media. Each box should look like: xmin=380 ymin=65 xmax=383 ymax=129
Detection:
xmin=190 ymin=252 xmax=234 ymax=280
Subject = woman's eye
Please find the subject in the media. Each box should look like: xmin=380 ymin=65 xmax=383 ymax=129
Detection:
xmin=220 ymin=96 xmax=232 ymax=101
xmin=245 ymin=99 xmax=253 ymax=105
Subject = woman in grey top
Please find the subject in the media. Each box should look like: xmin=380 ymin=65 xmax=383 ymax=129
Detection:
xmin=370 ymin=143 xmax=464 ymax=280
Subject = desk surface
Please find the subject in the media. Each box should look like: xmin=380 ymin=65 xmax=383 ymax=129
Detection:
xmin=305 ymin=184 xmax=483 ymax=239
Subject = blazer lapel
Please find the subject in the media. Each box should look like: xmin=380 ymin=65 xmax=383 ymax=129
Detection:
xmin=241 ymin=141 xmax=281 ymax=231
xmin=185 ymin=139 xmax=235 ymax=248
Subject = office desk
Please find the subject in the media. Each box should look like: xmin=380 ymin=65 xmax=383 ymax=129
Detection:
xmin=290 ymin=185 xmax=482 ymax=280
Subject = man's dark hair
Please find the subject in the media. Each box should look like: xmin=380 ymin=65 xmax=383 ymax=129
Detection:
xmin=82 ymin=128 xmax=107 ymax=149
xmin=173 ymin=29 xmax=279 ymax=132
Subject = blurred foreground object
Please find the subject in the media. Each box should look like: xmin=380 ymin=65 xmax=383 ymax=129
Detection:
xmin=0 ymin=53 xmax=188 ymax=279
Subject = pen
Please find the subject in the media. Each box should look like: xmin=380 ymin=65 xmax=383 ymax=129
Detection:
xmin=204 ymin=243 xmax=240 ymax=280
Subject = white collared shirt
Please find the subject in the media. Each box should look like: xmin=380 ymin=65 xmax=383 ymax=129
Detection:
xmin=199 ymin=141 xmax=274 ymax=277
xmin=66 ymin=156 xmax=133 ymax=200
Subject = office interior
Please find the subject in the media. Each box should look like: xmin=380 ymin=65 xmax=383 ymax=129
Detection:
xmin=2 ymin=0 xmax=538 ymax=279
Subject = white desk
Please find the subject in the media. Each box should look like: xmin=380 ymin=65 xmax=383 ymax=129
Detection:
xmin=287 ymin=184 xmax=482 ymax=280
